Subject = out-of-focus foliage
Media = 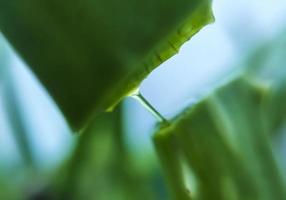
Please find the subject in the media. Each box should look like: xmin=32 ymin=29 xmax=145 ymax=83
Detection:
xmin=3 ymin=69 xmax=35 ymax=167
xmin=0 ymin=36 xmax=37 ymax=200
xmin=244 ymin=30 xmax=286 ymax=132
xmin=51 ymin=106 xmax=164 ymax=200
xmin=154 ymin=77 xmax=286 ymax=200
xmin=1 ymin=1 xmax=286 ymax=200
xmin=0 ymin=0 xmax=213 ymax=130
xmin=0 ymin=34 xmax=8 ymax=80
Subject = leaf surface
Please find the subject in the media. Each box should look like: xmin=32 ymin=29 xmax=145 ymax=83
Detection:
xmin=154 ymin=77 xmax=285 ymax=200
xmin=0 ymin=0 xmax=213 ymax=130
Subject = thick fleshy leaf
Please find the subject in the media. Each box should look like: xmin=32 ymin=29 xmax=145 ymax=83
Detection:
xmin=0 ymin=0 xmax=213 ymax=130
xmin=154 ymin=77 xmax=285 ymax=200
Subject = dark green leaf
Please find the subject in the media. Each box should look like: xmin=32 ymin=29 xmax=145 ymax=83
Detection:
xmin=0 ymin=0 xmax=214 ymax=130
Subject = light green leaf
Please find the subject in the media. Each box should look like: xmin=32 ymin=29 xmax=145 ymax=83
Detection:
xmin=0 ymin=0 xmax=214 ymax=130
xmin=154 ymin=77 xmax=285 ymax=200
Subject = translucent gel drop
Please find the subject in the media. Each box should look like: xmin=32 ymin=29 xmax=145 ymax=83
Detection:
xmin=130 ymin=89 xmax=168 ymax=123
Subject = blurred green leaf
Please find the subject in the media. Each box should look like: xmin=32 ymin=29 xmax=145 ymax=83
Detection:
xmin=2 ymin=71 xmax=35 ymax=168
xmin=1 ymin=45 xmax=35 ymax=169
xmin=153 ymin=125 xmax=191 ymax=200
xmin=52 ymin=105 xmax=163 ymax=200
xmin=0 ymin=0 xmax=214 ymax=130
xmin=154 ymin=77 xmax=285 ymax=200
xmin=243 ymin=29 xmax=286 ymax=132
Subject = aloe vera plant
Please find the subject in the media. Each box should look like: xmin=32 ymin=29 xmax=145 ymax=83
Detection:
xmin=0 ymin=1 xmax=286 ymax=200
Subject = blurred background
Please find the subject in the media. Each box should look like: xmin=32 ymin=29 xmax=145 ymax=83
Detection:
xmin=1 ymin=0 xmax=286 ymax=199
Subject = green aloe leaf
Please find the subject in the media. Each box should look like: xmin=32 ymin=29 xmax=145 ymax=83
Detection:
xmin=0 ymin=0 xmax=214 ymax=130
xmin=154 ymin=77 xmax=285 ymax=200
